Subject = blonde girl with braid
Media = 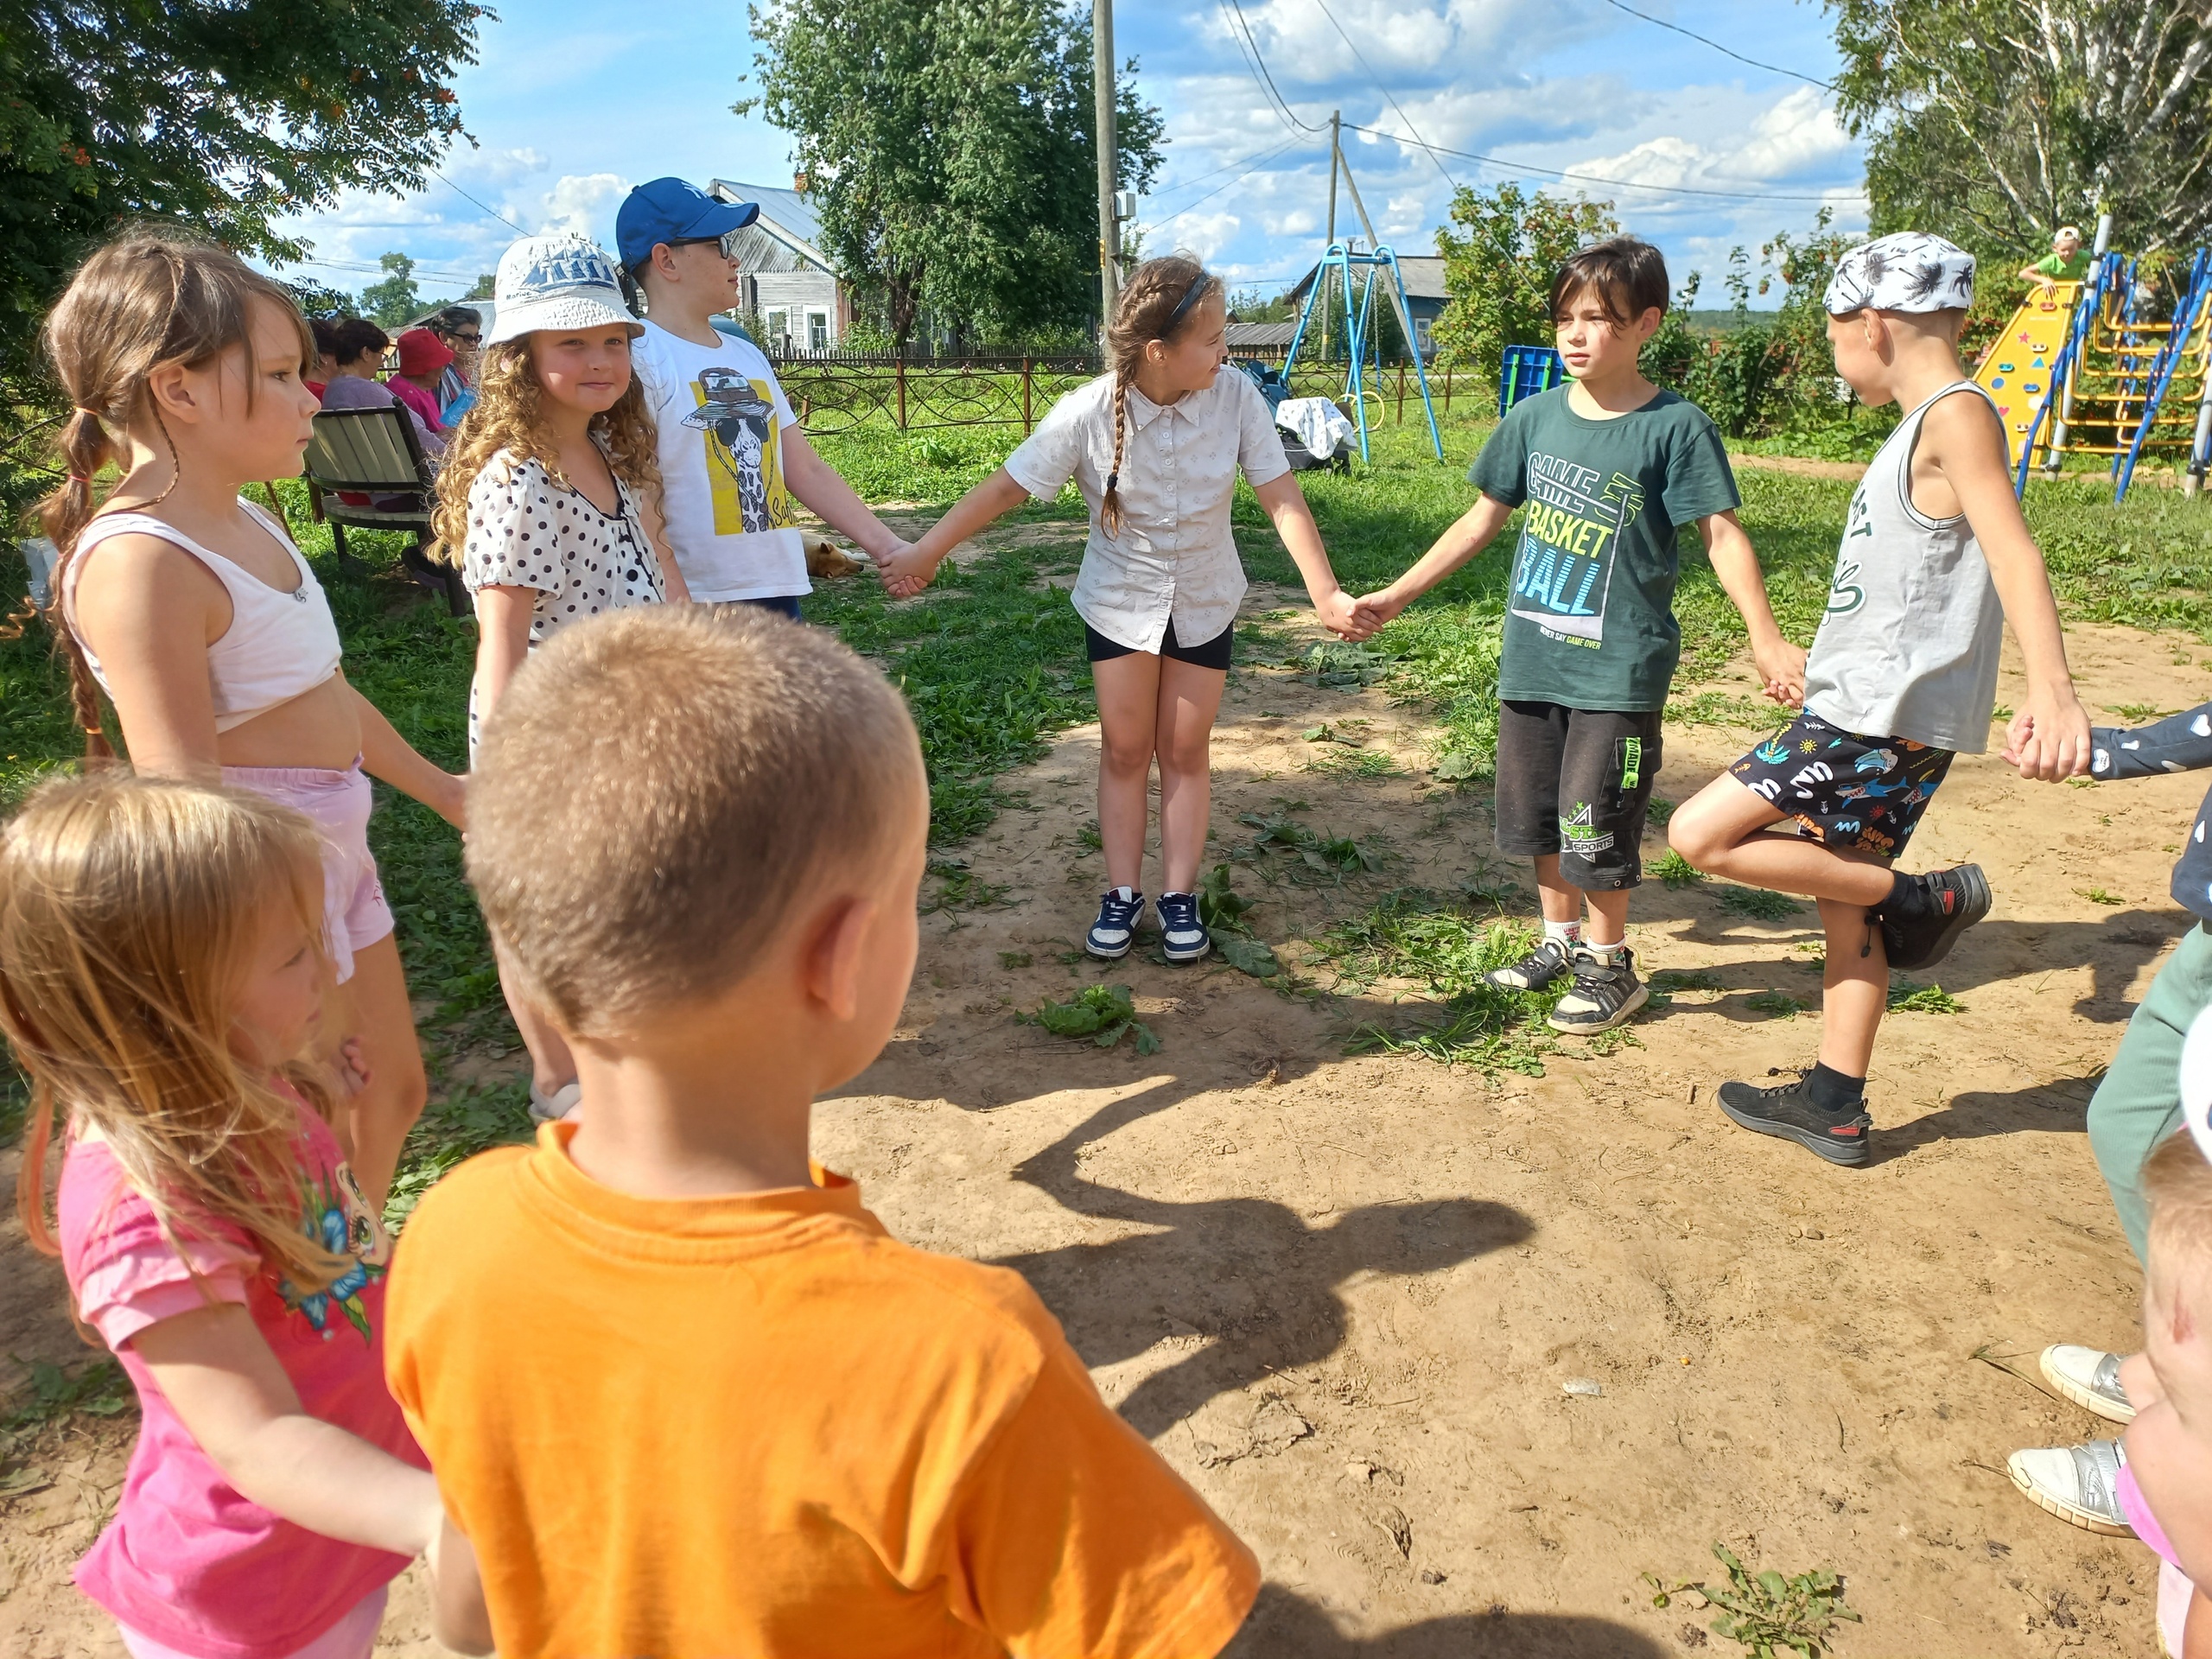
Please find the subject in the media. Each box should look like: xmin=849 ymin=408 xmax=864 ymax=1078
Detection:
xmin=1 ymin=772 xmax=452 ymax=1657
xmin=29 ymin=231 xmax=464 ymax=1208
xmin=886 ymin=253 xmax=1370 ymax=962
xmin=430 ymin=232 xmax=689 ymax=1123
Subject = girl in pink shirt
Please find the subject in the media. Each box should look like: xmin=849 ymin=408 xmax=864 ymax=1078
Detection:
xmin=0 ymin=772 xmax=448 ymax=1659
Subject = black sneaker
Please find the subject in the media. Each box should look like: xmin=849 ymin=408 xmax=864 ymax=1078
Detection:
xmin=1717 ymin=1076 xmax=1871 ymax=1166
xmin=1085 ymin=887 xmax=1146 ymax=960
xmin=1484 ymin=936 xmax=1575 ymax=992
xmin=1155 ymin=892 xmax=1211 ymax=963
xmin=1873 ymin=864 xmax=1991 ymax=971
xmin=1547 ymin=945 xmax=1649 ymax=1033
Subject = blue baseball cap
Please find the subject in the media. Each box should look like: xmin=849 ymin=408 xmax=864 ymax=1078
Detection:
xmin=616 ymin=178 xmax=760 ymax=270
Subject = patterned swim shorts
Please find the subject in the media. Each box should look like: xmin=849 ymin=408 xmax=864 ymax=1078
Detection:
xmin=1727 ymin=710 xmax=1955 ymax=861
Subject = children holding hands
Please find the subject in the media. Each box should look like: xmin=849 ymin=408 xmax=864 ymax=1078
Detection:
xmin=881 ymin=253 xmax=1371 ymax=963
xmin=384 ymin=607 xmax=1260 ymax=1656
xmin=1356 ymin=238 xmax=1800 ymax=1034
xmin=1669 ymin=232 xmax=2090 ymax=1166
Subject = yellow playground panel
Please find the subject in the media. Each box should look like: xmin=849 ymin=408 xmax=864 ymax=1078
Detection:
xmin=1975 ymin=253 xmax=2212 ymax=494
xmin=1975 ymin=283 xmax=2078 ymax=469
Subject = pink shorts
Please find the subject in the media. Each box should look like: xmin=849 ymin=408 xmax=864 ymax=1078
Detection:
xmin=118 ymin=1584 xmax=386 ymax=1659
xmin=222 ymin=761 xmax=394 ymax=985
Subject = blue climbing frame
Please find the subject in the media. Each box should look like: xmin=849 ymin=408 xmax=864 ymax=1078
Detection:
xmin=1281 ymin=241 xmax=1445 ymax=464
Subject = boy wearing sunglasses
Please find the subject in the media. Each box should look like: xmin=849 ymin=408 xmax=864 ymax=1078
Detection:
xmin=616 ymin=177 xmax=909 ymax=616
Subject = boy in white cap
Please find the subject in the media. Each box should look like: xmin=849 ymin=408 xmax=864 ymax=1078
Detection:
xmin=2019 ymin=224 xmax=2091 ymax=292
xmin=1669 ymin=231 xmax=2093 ymax=1166
xmin=616 ymin=177 xmax=909 ymax=614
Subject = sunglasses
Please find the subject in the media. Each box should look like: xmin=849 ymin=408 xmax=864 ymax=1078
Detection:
xmin=667 ymin=234 xmax=737 ymax=257
xmin=449 ymin=331 xmax=481 ymax=345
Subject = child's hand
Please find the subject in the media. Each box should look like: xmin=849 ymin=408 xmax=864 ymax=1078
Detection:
xmin=1351 ymin=586 xmax=1408 ymax=633
xmin=876 ymin=542 xmax=939 ymax=600
xmin=2005 ymin=690 xmax=2094 ymax=780
xmin=334 ymin=1036 xmax=372 ymax=1097
xmin=1751 ymin=637 xmax=1807 ymax=707
xmin=1316 ymin=588 xmax=1370 ymax=640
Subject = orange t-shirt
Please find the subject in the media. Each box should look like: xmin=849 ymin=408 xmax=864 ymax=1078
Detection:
xmin=384 ymin=1122 xmax=1259 ymax=1658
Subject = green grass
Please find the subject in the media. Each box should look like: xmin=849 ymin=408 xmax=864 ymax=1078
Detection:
xmin=1644 ymin=1541 xmax=1860 ymax=1658
xmin=1745 ymin=989 xmax=1808 ymax=1019
xmin=1021 ymin=982 xmax=1160 ymax=1053
xmin=1888 ymin=980 xmax=1967 ymax=1014
xmin=1717 ymin=885 xmax=1802 ymax=920
xmin=1653 ymin=849 xmax=1707 ymax=887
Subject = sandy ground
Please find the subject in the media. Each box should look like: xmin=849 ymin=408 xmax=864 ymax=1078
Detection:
xmin=2 ymin=558 xmax=2204 ymax=1657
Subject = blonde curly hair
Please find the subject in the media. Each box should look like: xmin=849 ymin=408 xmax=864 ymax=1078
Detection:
xmin=430 ymin=336 xmax=664 ymax=564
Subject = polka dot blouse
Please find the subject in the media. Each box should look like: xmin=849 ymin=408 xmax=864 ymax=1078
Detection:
xmin=461 ymin=445 xmax=665 ymax=645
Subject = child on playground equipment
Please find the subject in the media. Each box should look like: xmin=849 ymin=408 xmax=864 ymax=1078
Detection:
xmin=1353 ymin=237 xmax=1800 ymax=1035
xmin=880 ymin=252 xmax=1370 ymax=965
xmin=432 ymin=231 xmax=690 ymax=1125
xmin=2021 ymin=225 xmax=2091 ymax=292
xmin=1668 ymin=232 xmax=2091 ymax=1167
xmin=384 ymin=607 xmax=1260 ymax=1655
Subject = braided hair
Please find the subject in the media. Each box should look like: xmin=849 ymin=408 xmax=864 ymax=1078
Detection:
xmin=19 ymin=232 xmax=315 ymax=760
xmin=1100 ymin=253 xmax=1224 ymax=537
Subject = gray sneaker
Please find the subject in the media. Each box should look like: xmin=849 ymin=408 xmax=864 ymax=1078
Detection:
xmin=2040 ymin=1344 xmax=2135 ymax=1424
xmin=2006 ymin=1440 xmax=2135 ymax=1536
xmin=1548 ymin=945 xmax=1649 ymax=1034
xmin=1485 ymin=936 xmax=1574 ymax=992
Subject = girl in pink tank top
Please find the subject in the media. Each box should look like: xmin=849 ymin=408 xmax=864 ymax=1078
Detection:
xmin=24 ymin=232 xmax=466 ymax=1210
xmin=0 ymin=773 xmax=459 ymax=1659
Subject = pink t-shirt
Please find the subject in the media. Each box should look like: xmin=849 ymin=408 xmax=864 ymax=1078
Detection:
xmin=385 ymin=377 xmax=444 ymax=439
xmin=56 ymin=1095 xmax=424 ymax=1659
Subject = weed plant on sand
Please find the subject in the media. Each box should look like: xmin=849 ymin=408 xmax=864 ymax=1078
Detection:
xmin=1022 ymin=983 xmax=1160 ymax=1053
xmin=1888 ymin=980 xmax=1966 ymax=1014
xmin=1644 ymin=1541 xmax=1860 ymax=1658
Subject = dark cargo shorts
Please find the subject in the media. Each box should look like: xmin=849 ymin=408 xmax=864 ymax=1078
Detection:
xmin=1493 ymin=699 xmax=1663 ymax=890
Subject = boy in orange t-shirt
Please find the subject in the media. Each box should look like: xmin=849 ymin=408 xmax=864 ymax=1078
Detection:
xmin=385 ymin=607 xmax=1258 ymax=1659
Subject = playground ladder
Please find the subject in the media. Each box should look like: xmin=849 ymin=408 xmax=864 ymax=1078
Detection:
xmin=2114 ymin=249 xmax=2212 ymax=499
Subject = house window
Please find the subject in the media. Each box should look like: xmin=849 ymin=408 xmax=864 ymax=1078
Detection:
xmin=766 ymin=309 xmax=789 ymax=351
xmin=1414 ymin=315 xmax=1434 ymax=358
xmin=807 ymin=309 xmax=830 ymax=352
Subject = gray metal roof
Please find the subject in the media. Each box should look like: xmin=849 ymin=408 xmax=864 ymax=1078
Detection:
xmin=1226 ymin=321 xmax=1300 ymax=348
xmin=709 ymin=180 xmax=834 ymax=276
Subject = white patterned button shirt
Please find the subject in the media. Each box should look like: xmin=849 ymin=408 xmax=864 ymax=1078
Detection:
xmin=1004 ymin=369 xmax=1291 ymax=654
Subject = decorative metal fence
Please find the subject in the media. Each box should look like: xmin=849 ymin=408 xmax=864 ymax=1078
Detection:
xmin=770 ymin=353 xmax=1491 ymax=437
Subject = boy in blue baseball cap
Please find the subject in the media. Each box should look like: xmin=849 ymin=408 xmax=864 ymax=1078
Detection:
xmin=617 ymin=177 xmax=910 ymax=614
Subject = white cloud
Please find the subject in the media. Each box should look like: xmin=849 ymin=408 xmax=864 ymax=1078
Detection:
xmin=1163 ymin=211 xmax=1243 ymax=262
xmin=537 ymin=173 xmax=632 ymax=241
xmin=1265 ymin=208 xmax=1319 ymax=235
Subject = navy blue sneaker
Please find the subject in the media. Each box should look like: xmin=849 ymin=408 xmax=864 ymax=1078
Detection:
xmin=1156 ymin=892 xmax=1211 ymax=963
xmin=1086 ymin=887 xmax=1146 ymax=960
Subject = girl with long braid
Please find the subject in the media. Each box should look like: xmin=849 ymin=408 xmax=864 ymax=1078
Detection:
xmin=25 ymin=232 xmax=465 ymax=1206
xmin=884 ymin=253 xmax=1370 ymax=963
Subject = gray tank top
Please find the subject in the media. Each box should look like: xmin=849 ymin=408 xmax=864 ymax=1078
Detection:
xmin=1801 ymin=381 xmax=2005 ymax=754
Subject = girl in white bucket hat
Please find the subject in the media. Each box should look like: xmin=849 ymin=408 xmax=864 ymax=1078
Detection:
xmin=431 ymin=232 xmax=692 ymax=1122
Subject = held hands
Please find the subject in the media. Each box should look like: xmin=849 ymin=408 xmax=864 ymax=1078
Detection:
xmin=1751 ymin=637 xmax=1808 ymax=709
xmin=1348 ymin=585 xmax=1408 ymax=636
xmin=874 ymin=538 xmax=943 ymax=600
xmin=2003 ymin=689 xmax=2094 ymax=781
xmin=1316 ymin=588 xmax=1376 ymax=642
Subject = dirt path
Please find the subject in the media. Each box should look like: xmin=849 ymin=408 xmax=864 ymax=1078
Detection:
xmin=3 ymin=560 xmax=2203 ymax=1656
xmin=1727 ymin=452 xmax=1869 ymax=482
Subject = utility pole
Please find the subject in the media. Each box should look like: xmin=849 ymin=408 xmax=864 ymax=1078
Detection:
xmin=1094 ymin=0 xmax=1119 ymax=339
xmin=1321 ymin=110 xmax=1340 ymax=363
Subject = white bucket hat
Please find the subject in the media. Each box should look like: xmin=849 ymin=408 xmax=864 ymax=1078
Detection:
xmin=485 ymin=232 xmax=642 ymax=345
xmin=1823 ymin=232 xmax=1977 ymax=316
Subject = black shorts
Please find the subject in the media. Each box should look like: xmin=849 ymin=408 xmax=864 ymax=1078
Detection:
xmin=1728 ymin=710 xmax=1954 ymax=861
xmin=1494 ymin=700 xmax=1663 ymax=890
xmin=1084 ymin=616 xmax=1234 ymax=671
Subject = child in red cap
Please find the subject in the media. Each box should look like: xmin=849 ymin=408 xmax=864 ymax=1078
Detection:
xmin=391 ymin=327 xmax=454 ymax=442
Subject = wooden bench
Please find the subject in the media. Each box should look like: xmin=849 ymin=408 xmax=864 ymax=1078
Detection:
xmin=302 ymin=405 xmax=467 ymax=616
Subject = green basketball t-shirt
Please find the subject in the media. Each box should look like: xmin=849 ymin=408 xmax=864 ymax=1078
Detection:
xmin=1469 ymin=385 xmax=1741 ymax=712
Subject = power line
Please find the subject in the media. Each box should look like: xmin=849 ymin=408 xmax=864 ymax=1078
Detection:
xmin=280 ymin=255 xmax=485 ymax=286
xmin=1338 ymin=118 xmax=1865 ymax=202
xmin=1154 ymin=139 xmax=1313 ymax=219
xmin=428 ymin=166 xmax=529 ymax=234
xmin=1599 ymin=0 xmax=1837 ymax=92
xmin=1147 ymin=135 xmax=1306 ymax=207
xmin=1219 ymin=0 xmax=1320 ymax=133
xmin=1310 ymin=0 xmax=1457 ymax=188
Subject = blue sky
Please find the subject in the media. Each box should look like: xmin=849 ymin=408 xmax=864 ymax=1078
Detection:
xmin=270 ymin=0 xmax=1866 ymax=312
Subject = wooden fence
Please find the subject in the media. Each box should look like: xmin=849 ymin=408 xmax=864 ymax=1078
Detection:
xmin=774 ymin=353 xmax=1494 ymax=436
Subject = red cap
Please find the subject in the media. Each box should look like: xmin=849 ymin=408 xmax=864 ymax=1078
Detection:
xmin=396 ymin=327 xmax=454 ymax=377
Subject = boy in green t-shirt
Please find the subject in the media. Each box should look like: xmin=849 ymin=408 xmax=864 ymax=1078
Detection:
xmin=1355 ymin=238 xmax=1803 ymax=1033
xmin=2018 ymin=225 xmax=2089 ymax=290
